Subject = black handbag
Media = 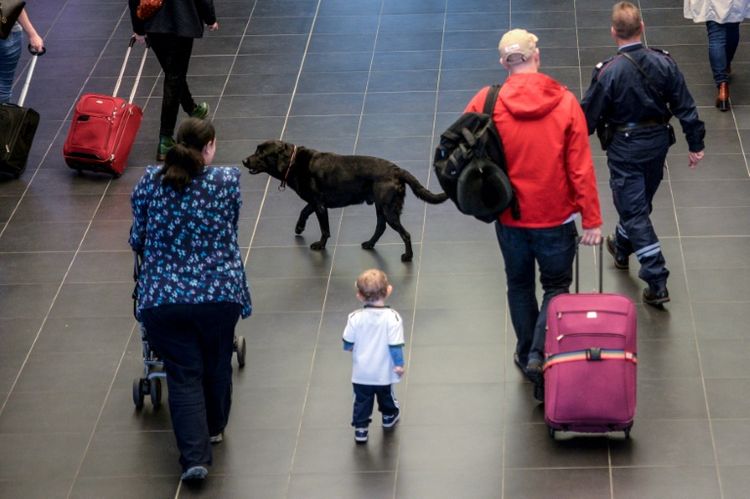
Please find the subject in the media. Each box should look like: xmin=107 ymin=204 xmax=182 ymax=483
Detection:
xmin=0 ymin=0 xmax=25 ymax=40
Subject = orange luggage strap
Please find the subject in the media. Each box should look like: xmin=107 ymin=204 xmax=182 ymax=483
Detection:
xmin=543 ymin=348 xmax=637 ymax=372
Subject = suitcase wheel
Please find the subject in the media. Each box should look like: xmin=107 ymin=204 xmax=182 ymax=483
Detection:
xmin=624 ymin=426 xmax=632 ymax=439
xmin=548 ymin=426 xmax=555 ymax=439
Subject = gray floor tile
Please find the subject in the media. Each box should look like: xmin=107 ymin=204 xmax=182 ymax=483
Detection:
xmin=0 ymin=432 xmax=88 ymax=481
xmin=78 ymin=430 xmax=180 ymax=478
xmin=209 ymin=428 xmax=298 ymax=475
xmin=179 ymin=474 xmax=288 ymax=499
xmin=612 ymin=466 xmax=721 ymax=499
xmin=713 ymin=419 xmax=750 ymax=466
xmin=293 ymin=426 xmax=400 ymax=473
xmin=69 ymin=476 xmax=178 ymax=499
xmin=396 ymin=469 xmax=502 ymax=499
xmin=720 ymin=465 xmax=750 ymax=499
xmin=397 ymin=424 xmax=503 ymax=471
xmin=289 ymin=472 xmax=395 ymax=499
xmin=0 ymin=478 xmax=70 ymax=499
xmin=504 ymin=468 xmax=610 ymax=499
xmin=610 ymin=419 xmax=715 ymax=467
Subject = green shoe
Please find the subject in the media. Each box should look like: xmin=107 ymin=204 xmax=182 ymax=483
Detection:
xmin=156 ymin=135 xmax=175 ymax=162
xmin=191 ymin=102 xmax=209 ymax=120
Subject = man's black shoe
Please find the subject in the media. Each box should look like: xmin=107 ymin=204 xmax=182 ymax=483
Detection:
xmin=513 ymin=353 xmax=533 ymax=382
xmin=606 ymin=235 xmax=629 ymax=270
xmin=526 ymin=358 xmax=544 ymax=403
xmin=643 ymin=287 xmax=670 ymax=308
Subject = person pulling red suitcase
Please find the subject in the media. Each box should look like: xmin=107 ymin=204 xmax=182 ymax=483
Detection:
xmin=62 ymin=36 xmax=147 ymax=177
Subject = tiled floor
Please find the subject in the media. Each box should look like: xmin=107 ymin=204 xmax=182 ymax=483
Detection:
xmin=1 ymin=0 xmax=749 ymax=497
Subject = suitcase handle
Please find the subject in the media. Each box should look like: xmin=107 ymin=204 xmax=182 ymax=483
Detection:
xmin=16 ymin=45 xmax=45 ymax=107
xmin=574 ymin=238 xmax=603 ymax=294
xmin=113 ymin=36 xmax=149 ymax=104
xmin=28 ymin=45 xmax=46 ymax=56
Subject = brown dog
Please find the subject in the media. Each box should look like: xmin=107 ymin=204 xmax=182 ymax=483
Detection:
xmin=243 ymin=140 xmax=448 ymax=261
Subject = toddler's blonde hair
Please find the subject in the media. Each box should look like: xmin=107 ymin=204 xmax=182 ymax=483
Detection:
xmin=356 ymin=269 xmax=390 ymax=303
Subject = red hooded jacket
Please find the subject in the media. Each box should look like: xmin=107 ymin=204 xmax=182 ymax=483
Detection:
xmin=465 ymin=73 xmax=602 ymax=230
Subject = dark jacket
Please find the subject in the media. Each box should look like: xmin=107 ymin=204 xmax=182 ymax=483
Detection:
xmin=129 ymin=0 xmax=216 ymax=38
xmin=581 ymin=43 xmax=705 ymax=153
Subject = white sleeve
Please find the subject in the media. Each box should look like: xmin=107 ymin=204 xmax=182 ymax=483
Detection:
xmin=343 ymin=312 xmax=357 ymax=343
xmin=388 ymin=310 xmax=405 ymax=346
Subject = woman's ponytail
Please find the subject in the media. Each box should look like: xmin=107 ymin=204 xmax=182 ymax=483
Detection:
xmin=158 ymin=118 xmax=216 ymax=192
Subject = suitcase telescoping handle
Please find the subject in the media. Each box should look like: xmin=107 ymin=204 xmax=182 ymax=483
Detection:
xmin=17 ymin=45 xmax=46 ymax=108
xmin=113 ymin=36 xmax=149 ymax=104
xmin=574 ymin=238 xmax=604 ymax=294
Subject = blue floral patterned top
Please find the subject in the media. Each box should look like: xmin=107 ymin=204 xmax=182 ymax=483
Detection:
xmin=129 ymin=165 xmax=252 ymax=319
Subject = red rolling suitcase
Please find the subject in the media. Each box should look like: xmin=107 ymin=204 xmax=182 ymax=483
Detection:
xmin=543 ymin=241 xmax=637 ymax=439
xmin=0 ymin=46 xmax=45 ymax=179
xmin=63 ymin=37 xmax=148 ymax=177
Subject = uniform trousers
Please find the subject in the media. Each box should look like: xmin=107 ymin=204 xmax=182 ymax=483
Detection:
xmin=607 ymin=126 xmax=671 ymax=291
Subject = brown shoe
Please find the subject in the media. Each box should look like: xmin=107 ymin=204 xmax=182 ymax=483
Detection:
xmin=716 ymin=82 xmax=730 ymax=112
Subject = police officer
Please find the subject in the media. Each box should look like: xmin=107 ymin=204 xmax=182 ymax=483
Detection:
xmin=582 ymin=1 xmax=705 ymax=308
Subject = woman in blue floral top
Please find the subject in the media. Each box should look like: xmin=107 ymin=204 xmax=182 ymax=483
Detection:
xmin=130 ymin=117 xmax=251 ymax=482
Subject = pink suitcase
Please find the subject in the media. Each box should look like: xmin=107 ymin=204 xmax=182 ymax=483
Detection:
xmin=63 ymin=37 xmax=147 ymax=177
xmin=543 ymin=242 xmax=637 ymax=439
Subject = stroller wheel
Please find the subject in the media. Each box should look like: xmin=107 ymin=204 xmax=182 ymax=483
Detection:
xmin=132 ymin=378 xmax=145 ymax=410
xmin=235 ymin=336 xmax=247 ymax=368
xmin=149 ymin=378 xmax=162 ymax=410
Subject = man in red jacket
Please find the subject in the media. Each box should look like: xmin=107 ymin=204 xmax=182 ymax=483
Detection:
xmin=464 ymin=29 xmax=603 ymax=401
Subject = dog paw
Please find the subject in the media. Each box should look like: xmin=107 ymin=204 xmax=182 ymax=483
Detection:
xmin=401 ymin=253 xmax=413 ymax=262
xmin=294 ymin=224 xmax=305 ymax=235
xmin=361 ymin=241 xmax=375 ymax=250
xmin=310 ymin=242 xmax=326 ymax=251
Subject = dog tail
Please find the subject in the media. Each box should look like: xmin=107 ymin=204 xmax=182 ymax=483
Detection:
xmin=398 ymin=170 xmax=448 ymax=204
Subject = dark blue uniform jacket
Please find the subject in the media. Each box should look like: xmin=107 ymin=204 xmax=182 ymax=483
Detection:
xmin=581 ymin=43 xmax=705 ymax=154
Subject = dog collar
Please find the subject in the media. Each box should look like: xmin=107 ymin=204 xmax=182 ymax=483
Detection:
xmin=279 ymin=145 xmax=298 ymax=191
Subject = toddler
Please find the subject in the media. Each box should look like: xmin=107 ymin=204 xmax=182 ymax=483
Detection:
xmin=343 ymin=269 xmax=405 ymax=443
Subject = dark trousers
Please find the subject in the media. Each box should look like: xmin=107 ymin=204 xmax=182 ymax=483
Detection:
xmin=141 ymin=302 xmax=240 ymax=471
xmin=607 ymin=127 xmax=671 ymax=291
xmin=147 ymin=33 xmax=196 ymax=138
xmin=352 ymin=383 xmax=399 ymax=428
xmin=495 ymin=221 xmax=577 ymax=364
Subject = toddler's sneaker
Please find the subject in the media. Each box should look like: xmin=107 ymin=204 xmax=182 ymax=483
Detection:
xmin=180 ymin=465 xmax=208 ymax=482
xmin=209 ymin=432 xmax=223 ymax=444
xmin=382 ymin=411 xmax=400 ymax=429
xmin=354 ymin=428 xmax=368 ymax=443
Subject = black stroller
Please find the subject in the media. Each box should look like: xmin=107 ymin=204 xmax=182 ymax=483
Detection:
xmin=131 ymin=252 xmax=247 ymax=410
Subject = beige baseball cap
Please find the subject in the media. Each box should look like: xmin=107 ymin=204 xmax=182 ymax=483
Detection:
xmin=498 ymin=29 xmax=539 ymax=65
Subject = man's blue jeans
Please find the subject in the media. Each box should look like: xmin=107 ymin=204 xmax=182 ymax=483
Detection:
xmin=495 ymin=221 xmax=577 ymax=365
xmin=706 ymin=21 xmax=740 ymax=85
xmin=0 ymin=30 xmax=23 ymax=103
